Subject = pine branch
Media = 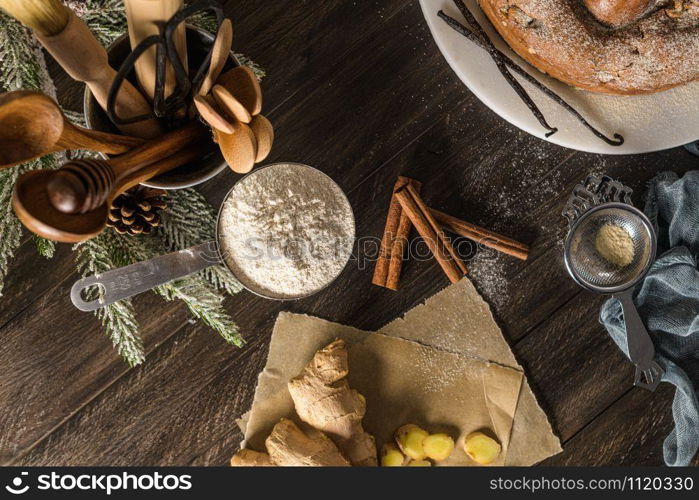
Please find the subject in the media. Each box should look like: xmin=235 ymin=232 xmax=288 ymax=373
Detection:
xmin=66 ymin=0 xmax=128 ymax=46
xmin=103 ymin=231 xmax=245 ymax=349
xmin=63 ymin=108 xmax=88 ymax=126
xmin=98 ymin=298 xmax=144 ymax=367
xmin=0 ymin=14 xmax=50 ymax=93
xmin=234 ymin=53 xmax=266 ymax=80
xmin=158 ymin=276 xmax=244 ymax=347
xmin=188 ymin=7 xmax=219 ymax=33
xmin=74 ymin=232 xmax=145 ymax=366
xmin=0 ymin=168 xmax=21 ymax=297
xmin=158 ymin=189 xmax=243 ymax=296
xmin=34 ymin=236 xmax=56 ymax=259
xmin=0 ymin=1 xmax=258 ymax=363
xmin=0 ymin=13 xmax=59 ymax=294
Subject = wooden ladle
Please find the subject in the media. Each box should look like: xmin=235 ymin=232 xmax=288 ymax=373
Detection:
xmin=197 ymin=18 xmax=233 ymax=96
xmin=215 ymin=66 xmax=262 ymax=116
xmin=0 ymin=91 xmax=145 ymax=169
xmin=13 ymin=123 xmax=212 ymax=243
xmin=214 ymin=124 xmax=257 ymax=174
xmin=193 ymin=94 xmax=238 ymax=134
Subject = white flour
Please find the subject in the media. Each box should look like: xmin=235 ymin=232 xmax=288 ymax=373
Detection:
xmin=218 ymin=164 xmax=355 ymax=299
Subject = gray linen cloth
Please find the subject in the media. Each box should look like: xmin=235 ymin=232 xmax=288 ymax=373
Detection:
xmin=600 ymin=171 xmax=699 ymax=466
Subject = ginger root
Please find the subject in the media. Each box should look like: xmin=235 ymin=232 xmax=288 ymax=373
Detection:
xmin=407 ymin=459 xmax=432 ymax=466
xmin=463 ymin=432 xmax=501 ymax=465
xmin=288 ymin=339 xmax=377 ymax=466
xmin=423 ymin=433 xmax=455 ymax=462
xmin=395 ymin=424 xmax=429 ymax=461
xmin=265 ymin=418 xmax=350 ymax=466
xmin=380 ymin=443 xmax=407 ymax=467
xmin=230 ymin=449 xmax=274 ymax=467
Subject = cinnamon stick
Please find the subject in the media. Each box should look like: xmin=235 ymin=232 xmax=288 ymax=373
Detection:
xmin=372 ymin=176 xmax=421 ymax=290
xmin=430 ymin=209 xmax=529 ymax=261
xmin=394 ymin=185 xmax=467 ymax=283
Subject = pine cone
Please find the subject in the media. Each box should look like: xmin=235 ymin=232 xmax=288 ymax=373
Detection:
xmin=107 ymin=187 xmax=168 ymax=236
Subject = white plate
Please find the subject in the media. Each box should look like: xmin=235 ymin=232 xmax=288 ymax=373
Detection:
xmin=420 ymin=0 xmax=699 ymax=154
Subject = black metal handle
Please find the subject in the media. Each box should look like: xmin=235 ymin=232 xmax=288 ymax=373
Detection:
xmin=106 ymin=0 xmax=225 ymax=125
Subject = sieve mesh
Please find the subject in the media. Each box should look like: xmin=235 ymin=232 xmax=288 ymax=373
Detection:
xmin=565 ymin=206 xmax=654 ymax=292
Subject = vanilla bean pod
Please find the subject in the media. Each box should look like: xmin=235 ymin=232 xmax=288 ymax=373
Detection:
xmin=439 ymin=2 xmax=624 ymax=146
xmin=439 ymin=11 xmax=556 ymax=137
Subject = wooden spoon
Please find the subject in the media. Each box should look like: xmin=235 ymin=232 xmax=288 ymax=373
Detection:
xmin=249 ymin=114 xmax=274 ymax=163
xmin=193 ymin=94 xmax=238 ymax=134
xmin=215 ymin=123 xmax=257 ymax=174
xmin=216 ymin=66 xmax=262 ymax=116
xmin=211 ymin=85 xmax=252 ymax=124
xmin=197 ymin=18 xmax=233 ymax=96
xmin=0 ymin=91 xmax=144 ymax=169
xmin=13 ymin=123 xmax=212 ymax=243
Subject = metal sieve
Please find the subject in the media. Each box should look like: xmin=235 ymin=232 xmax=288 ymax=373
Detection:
xmin=564 ymin=204 xmax=655 ymax=294
xmin=563 ymin=177 xmax=663 ymax=391
xmin=70 ymin=163 xmax=355 ymax=309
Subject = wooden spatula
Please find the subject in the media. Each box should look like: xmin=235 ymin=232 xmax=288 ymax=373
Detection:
xmin=215 ymin=124 xmax=257 ymax=174
xmin=197 ymin=18 xmax=233 ymax=96
xmin=193 ymin=94 xmax=238 ymax=134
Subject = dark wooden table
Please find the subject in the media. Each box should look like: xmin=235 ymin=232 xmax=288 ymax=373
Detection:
xmin=1 ymin=0 xmax=697 ymax=466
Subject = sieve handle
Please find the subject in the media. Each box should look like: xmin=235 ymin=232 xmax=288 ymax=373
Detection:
xmin=71 ymin=241 xmax=221 ymax=311
xmin=617 ymin=290 xmax=663 ymax=392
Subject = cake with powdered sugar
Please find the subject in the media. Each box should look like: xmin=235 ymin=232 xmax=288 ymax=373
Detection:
xmin=478 ymin=0 xmax=699 ymax=94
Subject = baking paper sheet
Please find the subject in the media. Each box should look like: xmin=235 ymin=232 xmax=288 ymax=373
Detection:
xmin=241 ymin=278 xmax=562 ymax=465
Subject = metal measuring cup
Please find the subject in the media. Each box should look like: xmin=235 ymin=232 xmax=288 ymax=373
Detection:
xmin=562 ymin=175 xmax=663 ymax=391
xmin=71 ymin=163 xmax=356 ymax=309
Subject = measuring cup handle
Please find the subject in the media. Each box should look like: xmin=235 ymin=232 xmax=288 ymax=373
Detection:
xmin=617 ymin=290 xmax=663 ymax=392
xmin=71 ymin=241 xmax=221 ymax=311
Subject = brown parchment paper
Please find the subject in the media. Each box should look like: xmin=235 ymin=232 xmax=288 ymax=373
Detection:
xmin=379 ymin=278 xmax=563 ymax=465
xmin=241 ymin=278 xmax=562 ymax=466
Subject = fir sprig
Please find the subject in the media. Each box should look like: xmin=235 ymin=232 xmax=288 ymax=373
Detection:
xmin=66 ymin=0 xmax=128 ymax=46
xmin=0 ymin=13 xmax=59 ymax=294
xmin=74 ymin=232 xmax=144 ymax=366
xmin=159 ymin=189 xmax=243 ymax=296
xmin=0 ymin=1 xmax=262 ymax=363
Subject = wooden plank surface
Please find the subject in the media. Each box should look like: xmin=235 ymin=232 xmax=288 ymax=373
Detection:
xmin=1 ymin=0 xmax=697 ymax=466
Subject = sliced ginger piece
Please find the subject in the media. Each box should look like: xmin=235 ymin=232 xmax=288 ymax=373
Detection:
xmin=395 ymin=424 xmax=429 ymax=461
xmin=423 ymin=433 xmax=455 ymax=462
xmin=407 ymin=460 xmax=431 ymax=466
xmin=381 ymin=443 xmax=406 ymax=467
xmin=463 ymin=432 xmax=501 ymax=465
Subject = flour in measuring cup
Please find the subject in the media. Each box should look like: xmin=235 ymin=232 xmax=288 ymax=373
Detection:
xmin=218 ymin=164 xmax=355 ymax=299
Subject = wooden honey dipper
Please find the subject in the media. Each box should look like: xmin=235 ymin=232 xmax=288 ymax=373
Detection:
xmin=46 ymin=123 xmax=208 ymax=215
xmin=13 ymin=123 xmax=213 ymax=243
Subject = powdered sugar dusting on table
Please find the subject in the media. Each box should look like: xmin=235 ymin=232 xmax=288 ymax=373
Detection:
xmin=218 ymin=164 xmax=355 ymax=299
